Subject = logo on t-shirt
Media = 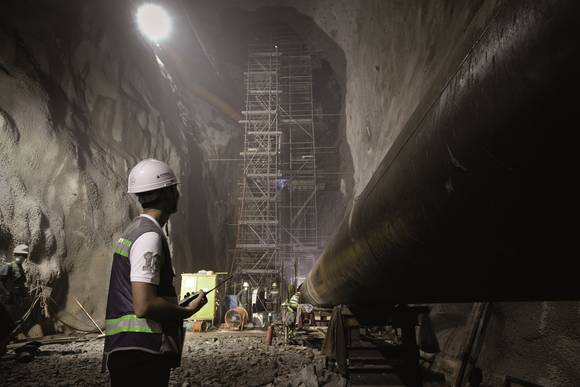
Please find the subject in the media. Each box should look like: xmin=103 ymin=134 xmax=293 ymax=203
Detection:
xmin=143 ymin=252 xmax=161 ymax=274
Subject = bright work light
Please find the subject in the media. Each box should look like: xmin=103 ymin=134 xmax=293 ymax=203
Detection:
xmin=136 ymin=4 xmax=172 ymax=43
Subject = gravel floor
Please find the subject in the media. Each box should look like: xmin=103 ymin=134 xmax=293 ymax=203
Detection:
xmin=0 ymin=331 xmax=346 ymax=387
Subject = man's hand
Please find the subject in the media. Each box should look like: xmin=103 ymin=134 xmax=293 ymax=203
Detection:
xmin=186 ymin=290 xmax=207 ymax=314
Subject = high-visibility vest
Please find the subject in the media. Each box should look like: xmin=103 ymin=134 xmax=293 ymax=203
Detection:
xmin=102 ymin=216 xmax=182 ymax=371
xmin=289 ymin=292 xmax=301 ymax=309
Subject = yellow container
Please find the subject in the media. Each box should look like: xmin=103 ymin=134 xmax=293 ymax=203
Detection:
xmin=180 ymin=272 xmax=217 ymax=321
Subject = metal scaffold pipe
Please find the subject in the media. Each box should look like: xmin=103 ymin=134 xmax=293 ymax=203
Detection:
xmin=302 ymin=0 xmax=580 ymax=319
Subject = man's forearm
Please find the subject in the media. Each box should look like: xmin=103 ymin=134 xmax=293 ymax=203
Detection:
xmin=140 ymin=296 xmax=194 ymax=321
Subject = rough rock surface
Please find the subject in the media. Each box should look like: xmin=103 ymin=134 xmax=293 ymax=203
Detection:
xmin=258 ymin=0 xmax=500 ymax=197
xmin=1 ymin=0 xmax=240 ymax=330
xmin=0 ymin=332 xmax=345 ymax=387
xmin=478 ymin=302 xmax=580 ymax=386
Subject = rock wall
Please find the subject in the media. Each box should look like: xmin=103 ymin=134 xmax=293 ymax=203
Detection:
xmin=265 ymin=0 xmax=499 ymax=197
xmin=0 ymin=0 xmax=240 ymax=330
xmin=478 ymin=302 xmax=580 ymax=386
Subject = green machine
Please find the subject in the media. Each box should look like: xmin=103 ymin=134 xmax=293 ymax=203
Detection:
xmin=180 ymin=271 xmax=226 ymax=322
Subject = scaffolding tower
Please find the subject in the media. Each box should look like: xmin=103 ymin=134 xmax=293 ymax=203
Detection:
xmin=231 ymin=43 xmax=282 ymax=291
xmin=232 ymin=31 xmax=319 ymax=309
xmin=277 ymin=35 xmax=319 ymax=289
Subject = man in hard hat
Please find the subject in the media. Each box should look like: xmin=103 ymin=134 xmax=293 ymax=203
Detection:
xmin=103 ymin=159 xmax=207 ymax=386
xmin=237 ymin=281 xmax=251 ymax=312
xmin=0 ymin=244 xmax=29 ymax=354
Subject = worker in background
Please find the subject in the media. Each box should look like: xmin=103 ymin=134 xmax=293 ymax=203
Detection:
xmin=0 ymin=244 xmax=29 ymax=322
xmin=280 ymin=289 xmax=299 ymax=329
xmin=237 ymin=280 xmax=251 ymax=312
xmin=281 ymin=288 xmax=301 ymax=327
xmin=0 ymin=244 xmax=29 ymax=355
xmin=103 ymin=159 xmax=207 ymax=387
xmin=288 ymin=290 xmax=301 ymax=310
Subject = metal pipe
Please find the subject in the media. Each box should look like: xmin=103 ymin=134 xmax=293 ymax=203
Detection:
xmin=302 ymin=0 xmax=580 ymax=312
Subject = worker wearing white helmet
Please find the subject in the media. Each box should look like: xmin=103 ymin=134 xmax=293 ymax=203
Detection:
xmin=13 ymin=244 xmax=29 ymax=258
xmin=103 ymin=159 xmax=206 ymax=386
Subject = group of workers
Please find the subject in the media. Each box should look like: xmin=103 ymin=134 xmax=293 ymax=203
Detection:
xmin=237 ymin=280 xmax=281 ymax=315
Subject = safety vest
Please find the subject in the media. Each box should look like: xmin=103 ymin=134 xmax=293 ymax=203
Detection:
xmin=102 ymin=216 xmax=182 ymax=371
xmin=289 ymin=292 xmax=301 ymax=309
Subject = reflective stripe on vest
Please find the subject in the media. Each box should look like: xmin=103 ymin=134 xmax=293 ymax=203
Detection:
xmin=114 ymin=238 xmax=133 ymax=257
xmin=289 ymin=294 xmax=300 ymax=308
xmin=105 ymin=314 xmax=162 ymax=336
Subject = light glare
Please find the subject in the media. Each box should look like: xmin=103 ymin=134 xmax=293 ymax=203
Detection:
xmin=136 ymin=4 xmax=172 ymax=43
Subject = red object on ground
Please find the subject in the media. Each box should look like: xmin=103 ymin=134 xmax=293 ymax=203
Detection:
xmin=265 ymin=325 xmax=273 ymax=346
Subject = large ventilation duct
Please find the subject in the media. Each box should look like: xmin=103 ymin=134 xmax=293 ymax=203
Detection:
xmin=302 ymin=0 xmax=579 ymax=317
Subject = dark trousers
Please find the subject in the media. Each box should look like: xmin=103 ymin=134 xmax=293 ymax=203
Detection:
xmin=0 ymin=303 xmax=15 ymax=355
xmin=108 ymin=350 xmax=171 ymax=387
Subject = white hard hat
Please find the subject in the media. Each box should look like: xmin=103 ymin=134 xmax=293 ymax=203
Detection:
xmin=13 ymin=244 xmax=29 ymax=255
xmin=127 ymin=159 xmax=178 ymax=194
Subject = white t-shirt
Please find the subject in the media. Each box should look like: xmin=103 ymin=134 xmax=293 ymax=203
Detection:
xmin=129 ymin=214 xmax=163 ymax=285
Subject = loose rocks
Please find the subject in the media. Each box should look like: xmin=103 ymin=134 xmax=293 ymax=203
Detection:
xmin=0 ymin=331 xmax=343 ymax=387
